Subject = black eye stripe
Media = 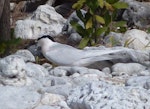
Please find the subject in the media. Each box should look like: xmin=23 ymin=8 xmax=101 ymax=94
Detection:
xmin=37 ymin=35 xmax=55 ymax=42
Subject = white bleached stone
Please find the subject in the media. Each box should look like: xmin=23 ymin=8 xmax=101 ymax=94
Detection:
xmin=49 ymin=67 xmax=68 ymax=77
xmin=33 ymin=4 xmax=66 ymax=24
xmin=41 ymin=93 xmax=66 ymax=105
xmin=0 ymin=55 xmax=27 ymax=86
xmin=15 ymin=4 xmax=66 ymax=39
xmin=102 ymin=67 xmax=111 ymax=74
xmin=49 ymin=66 xmax=114 ymax=87
xmin=144 ymin=79 xmax=150 ymax=90
xmin=15 ymin=20 xmax=40 ymax=39
xmin=46 ymin=84 xmax=73 ymax=97
xmin=46 ymin=75 xmax=72 ymax=86
xmin=0 ymin=86 xmax=41 ymax=109
xmin=0 ymin=56 xmax=26 ymax=78
xmin=49 ymin=66 xmax=109 ymax=77
xmin=125 ymin=76 xmax=150 ymax=89
xmin=42 ymin=63 xmax=53 ymax=72
xmin=104 ymin=32 xmax=123 ymax=46
xmin=0 ymin=50 xmax=36 ymax=86
xmin=26 ymin=62 xmax=49 ymax=79
xmin=35 ymin=105 xmax=61 ymax=109
xmin=122 ymin=29 xmax=150 ymax=50
xmin=67 ymin=82 xmax=150 ymax=109
xmin=48 ymin=69 xmax=112 ymax=95
xmin=112 ymin=63 xmax=148 ymax=76
xmin=14 ymin=49 xmax=35 ymax=62
xmin=22 ymin=62 xmax=52 ymax=89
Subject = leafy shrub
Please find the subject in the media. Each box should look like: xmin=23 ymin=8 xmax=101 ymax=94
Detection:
xmin=0 ymin=38 xmax=22 ymax=56
xmin=0 ymin=28 xmax=22 ymax=56
xmin=71 ymin=0 xmax=128 ymax=48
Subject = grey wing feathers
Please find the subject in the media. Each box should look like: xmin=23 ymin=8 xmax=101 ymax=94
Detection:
xmin=83 ymin=49 xmax=123 ymax=58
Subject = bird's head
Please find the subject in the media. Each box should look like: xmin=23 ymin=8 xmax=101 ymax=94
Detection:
xmin=37 ymin=35 xmax=55 ymax=47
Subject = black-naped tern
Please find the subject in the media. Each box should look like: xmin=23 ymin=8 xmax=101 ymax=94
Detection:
xmin=37 ymin=35 xmax=123 ymax=66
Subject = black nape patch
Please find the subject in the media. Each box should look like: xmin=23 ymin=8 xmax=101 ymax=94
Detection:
xmin=37 ymin=35 xmax=55 ymax=42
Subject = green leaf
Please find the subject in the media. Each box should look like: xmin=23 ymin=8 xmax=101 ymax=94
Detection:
xmin=117 ymin=27 xmax=127 ymax=33
xmin=115 ymin=21 xmax=127 ymax=27
xmin=103 ymin=11 xmax=111 ymax=26
xmin=0 ymin=43 xmax=7 ymax=54
xmin=86 ymin=18 xmax=93 ymax=29
xmin=95 ymin=27 xmax=107 ymax=36
xmin=111 ymin=10 xmax=118 ymax=20
xmin=147 ymin=28 xmax=150 ymax=33
xmin=86 ymin=0 xmax=98 ymax=12
xmin=70 ymin=20 xmax=85 ymax=36
xmin=95 ymin=15 xmax=105 ymax=24
xmin=112 ymin=2 xmax=128 ymax=9
xmin=98 ymin=0 xmax=104 ymax=8
xmin=89 ymin=9 xmax=94 ymax=15
xmin=72 ymin=3 xmax=82 ymax=10
xmin=78 ymin=37 xmax=90 ymax=48
xmin=105 ymin=2 xmax=114 ymax=11
xmin=72 ymin=0 xmax=86 ymax=9
xmin=105 ymin=27 xmax=110 ymax=35
xmin=86 ymin=28 xmax=93 ymax=36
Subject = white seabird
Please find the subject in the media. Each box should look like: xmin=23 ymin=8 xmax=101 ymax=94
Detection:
xmin=37 ymin=35 xmax=123 ymax=66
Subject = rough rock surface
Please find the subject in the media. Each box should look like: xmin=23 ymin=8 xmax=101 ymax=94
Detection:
xmin=0 ymin=47 xmax=150 ymax=108
xmin=0 ymin=50 xmax=34 ymax=86
xmin=104 ymin=29 xmax=150 ymax=50
xmin=0 ymin=86 xmax=41 ymax=109
xmin=15 ymin=4 xmax=66 ymax=39
xmin=125 ymin=76 xmax=150 ymax=89
xmin=67 ymin=82 xmax=150 ymax=109
xmin=123 ymin=0 xmax=150 ymax=28
xmin=111 ymin=63 xmax=149 ymax=76
xmin=122 ymin=29 xmax=150 ymax=50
